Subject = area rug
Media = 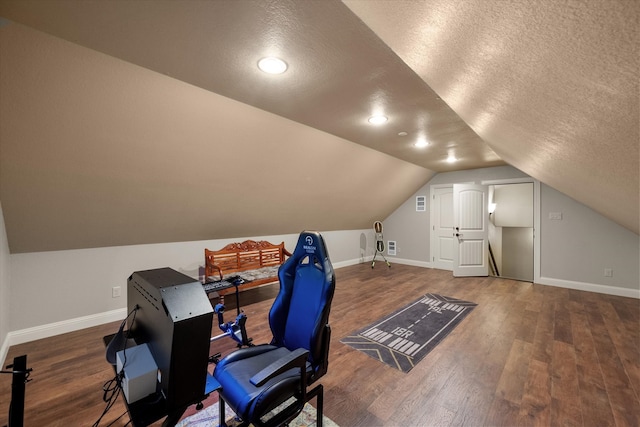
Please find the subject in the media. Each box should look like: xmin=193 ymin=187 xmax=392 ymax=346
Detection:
xmin=341 ymin=293 xmax=477 ymax=372
xmin=177 ymin=400 xmax=339 ymax=427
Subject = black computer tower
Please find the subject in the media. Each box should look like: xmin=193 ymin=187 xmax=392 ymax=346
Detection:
xmin=127 ymin=267 xmax=213 ymax=410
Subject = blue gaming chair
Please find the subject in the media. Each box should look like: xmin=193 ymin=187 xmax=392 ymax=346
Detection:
xmin=213 ymin=231 xmax=336 ymax=427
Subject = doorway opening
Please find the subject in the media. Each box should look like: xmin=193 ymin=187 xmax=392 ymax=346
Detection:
xmin=487 ymin=183 xmax=534 ymax=282
xmin=430 ymin=180 xmax=537 ymax=282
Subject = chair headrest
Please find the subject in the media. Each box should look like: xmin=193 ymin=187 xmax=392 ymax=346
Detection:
xmin=289 ymin=231 xmax=330 ymax=265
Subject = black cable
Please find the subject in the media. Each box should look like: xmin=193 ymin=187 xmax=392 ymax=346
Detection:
xmin=104 ymin=409 xmax=130 ymax=427
xmin=119 ymin=307 xmax=137 ymax=376
xmin=92 ymin=306 xmax=139 ymax=427
xmin=91 ymin=373 xmax=123 ymax=427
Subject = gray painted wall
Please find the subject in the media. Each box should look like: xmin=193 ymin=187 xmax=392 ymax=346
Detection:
xmin=383 ymin=166 xmax=639 ymax=292
xmin=0 ymin=202 xmax=10 ymax=359
xmin=0 ymin=227 xmax=374 ymax=364
xmin=5 ymin=229 xmax=371 ymax=334
xmin=2 ymin=165 xmax=638 ymax=360
xmin=540 ymin=184 xmax=639 ymax=290
xmin=383 ymin=166 xmax=529 ymax=262
xmin=501 ymin=227 xmax=534 ymax=281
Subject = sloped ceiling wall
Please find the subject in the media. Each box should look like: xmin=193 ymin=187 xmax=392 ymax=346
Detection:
xmin=0 ymin=0 xmax=503 ymax=174
xmin=0 ymin=0 xmax=638 ymax=254
xmin=0 ymin=22 xmax=433 ymax=253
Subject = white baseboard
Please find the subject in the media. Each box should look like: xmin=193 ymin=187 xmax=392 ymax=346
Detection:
xmin=2 ymin=261 xmax=372 ymax=356
xmin=537 ymin=276 xmax=640 ymax=299
xmin=3 ymin=262 xmax=373 ymax=361
xmin=2 ymin=308 xmax=127 ymax=364
xmin=332 ymin=259 xmax=362 ymax=269
xmin=4 ymin=266 xmax=634 ymax=365
xmin=0 ymin=335 xmax=11 ymax=367
xmin=332 ymin=256 xmax=375 ymax=269
xmin=335 ymin=256 xmax=432 ymax=269
xmin=387 ymin=257 xmax=432 ymax=269
xmin=332 ymin=256 xmax=433 ymax=269
xmin=338 ymin=259 xmax=638 ymax=299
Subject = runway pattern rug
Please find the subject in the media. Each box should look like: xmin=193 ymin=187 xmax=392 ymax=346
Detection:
xmin=177 ymin=400 xmax=339 ymax=427
xmin=341 ymin=293 xmax=477 ymax=372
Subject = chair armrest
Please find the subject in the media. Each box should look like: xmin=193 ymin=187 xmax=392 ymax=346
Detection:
xmin=250 ymin=348 xmax=309 ymax=387
xmin=283 ymin=248 xmax=292 ymax=257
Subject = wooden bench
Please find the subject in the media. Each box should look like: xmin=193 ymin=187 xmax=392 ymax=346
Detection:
xmin=204 ymin=240 xmax=291 ymax=296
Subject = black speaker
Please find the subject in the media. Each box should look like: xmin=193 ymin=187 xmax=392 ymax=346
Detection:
xmin=127 ymin=267 xmax=213 ymax=410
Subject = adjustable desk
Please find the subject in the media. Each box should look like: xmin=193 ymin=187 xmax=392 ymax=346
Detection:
xmin=103 ymin=334 xmax=221 ymax=427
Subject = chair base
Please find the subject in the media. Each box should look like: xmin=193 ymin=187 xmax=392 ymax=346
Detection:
xmin=218 ymin=383 xmax=323 ymax=427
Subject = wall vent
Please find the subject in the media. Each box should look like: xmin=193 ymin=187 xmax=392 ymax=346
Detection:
xmin=387 ymin=240 xmax=397 ymax=256
xmin=416 ymin=196 xmax=426 ymax=212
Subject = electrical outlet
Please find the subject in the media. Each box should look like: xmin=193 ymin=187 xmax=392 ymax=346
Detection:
xmin=112 ymin=286 xmax=122 ymax=298
xmin=604 ymin=268 xmax=613 ymax=277
xmin=549 ymin=212 xmax=563 ymax=220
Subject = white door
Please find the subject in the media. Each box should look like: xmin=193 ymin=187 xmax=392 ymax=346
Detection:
xmin=453 ymin=184 xmax=488 ymax=277
xmin=430 ymin=187 xmax=454 ymax=270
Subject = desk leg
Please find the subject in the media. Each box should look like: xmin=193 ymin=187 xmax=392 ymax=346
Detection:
xmin=161 ymin=407 xmax=186 ymax=427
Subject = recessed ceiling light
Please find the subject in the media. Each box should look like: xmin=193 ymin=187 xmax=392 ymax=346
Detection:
xmin=398 ymin=131 xmax=408 ymax=136
xmin=368 ymin=115 xmax=388 ymax=125
xmin=414 ymin=139 xmax=429 ymax=148
xmin=447 ymin=155 xmax=457 ymax=163
xmin=257 ymin=57 xmax=288 ymax=74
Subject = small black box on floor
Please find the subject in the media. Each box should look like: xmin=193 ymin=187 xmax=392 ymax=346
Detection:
xmin=127 ymin=267 xmax=213 ymax=411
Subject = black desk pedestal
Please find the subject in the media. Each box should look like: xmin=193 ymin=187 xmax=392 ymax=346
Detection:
xmin=103 ymin=334 xmax=221 ymax=427
xmin=124 ymin=373 xmax=220 ymax=427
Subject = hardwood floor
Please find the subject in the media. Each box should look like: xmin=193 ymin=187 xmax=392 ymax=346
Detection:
xmin=1 ymin=264 xmax=638 ymax=426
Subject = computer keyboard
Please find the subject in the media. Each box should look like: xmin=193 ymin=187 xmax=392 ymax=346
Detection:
xmin=203 ymin=280 xmax=235 ymax=293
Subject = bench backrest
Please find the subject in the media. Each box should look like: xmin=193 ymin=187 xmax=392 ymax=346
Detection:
xmin=205 ymin=240 xmax=287 ymax=277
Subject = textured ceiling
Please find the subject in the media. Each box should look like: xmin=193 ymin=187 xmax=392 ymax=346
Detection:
xmin=344 ymin=0 xmax=639 ymax=234
xmin=0 ymin=0 xmax=638 ymax=254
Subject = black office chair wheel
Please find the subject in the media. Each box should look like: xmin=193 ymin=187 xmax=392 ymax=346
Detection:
xmin=196 ymin=402 xmax=204 ymax=410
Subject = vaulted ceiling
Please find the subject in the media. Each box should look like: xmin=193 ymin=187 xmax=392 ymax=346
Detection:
xmin=0 ymin=0 xmax=637 ymax=253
